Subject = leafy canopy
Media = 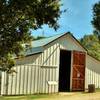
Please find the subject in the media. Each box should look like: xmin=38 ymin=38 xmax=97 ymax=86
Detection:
xmin=92 ymin=1 xmax=100 ymax=40
xmin=0 ymin=0 xmax=61 ymax=72
xmin=80 ymin=33 xmax=100 ymax=61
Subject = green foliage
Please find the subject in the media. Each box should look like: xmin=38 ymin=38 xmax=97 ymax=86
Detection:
xmin=92 ymin=1 xmax=100 ymax=40
xmin=80 ymin=33 xmax=100 ymax=60
xmin=33 ymin=36 xmax=46 ymax=40
xmin=0 ymin=0 xmax=61 ymax=72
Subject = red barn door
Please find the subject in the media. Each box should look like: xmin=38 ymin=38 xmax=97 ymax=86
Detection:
xmin=72 ymin=51 xmax=86 ymax=91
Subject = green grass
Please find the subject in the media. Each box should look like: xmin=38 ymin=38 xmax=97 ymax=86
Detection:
xmin=0 ymin=94 xmax=50 ymax=100
xmin=96 ymin=88 xmax=100 ymax=92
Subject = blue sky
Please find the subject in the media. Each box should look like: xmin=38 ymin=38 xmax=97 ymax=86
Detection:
xmin=32 ymin=0 xmax=100 ymax=39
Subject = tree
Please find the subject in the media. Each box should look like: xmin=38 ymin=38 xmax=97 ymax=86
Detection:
xmin=92 ymin=1 xmax=100 ymax=40
xmin=80 ymin=33 xmax=100 ymax=60
xmin=0 ymin=0 xmax=61 ymax=72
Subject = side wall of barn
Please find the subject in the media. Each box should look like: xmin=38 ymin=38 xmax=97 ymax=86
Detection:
xmin=1 ymin=43 xmax=60 ymax=95
xmin=85 ymin=55 xmax=100 ymax=89
xmin=1 ymin=34 xmax=88 ymax=95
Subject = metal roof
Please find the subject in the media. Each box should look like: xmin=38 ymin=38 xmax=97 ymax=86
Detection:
xmin=25 ymin=47 xmax=44 ymax=56
xmin=31 ymin=33 xmax=66 ymax=47
xmin=25 ymin=33 xmax=66 ymax=55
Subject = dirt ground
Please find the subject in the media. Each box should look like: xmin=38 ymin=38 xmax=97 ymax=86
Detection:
xmin=38 ymin=92 xmax=100 ymax=100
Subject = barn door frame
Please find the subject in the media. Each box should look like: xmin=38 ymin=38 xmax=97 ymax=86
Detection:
xmin=70 ymin=50 xmax=73 ymax=91
xmin=59 ymin=49 xmax=72 ymax=92
xmin=71 ymin=50 xmax=86 ymax=91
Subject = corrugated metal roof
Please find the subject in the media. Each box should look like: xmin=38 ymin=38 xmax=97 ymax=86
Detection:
xmin=25 ymin=33 xmax=66 ymax=55
xmin=31 ymin=33 xmax=66 ymax=47
xmin=25 ymin=47 xmax=44 ymax=56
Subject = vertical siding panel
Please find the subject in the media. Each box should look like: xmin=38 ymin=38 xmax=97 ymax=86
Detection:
xmin=55 ymin=44 xmax=57 ymax=66
xmin=22 ymin=65 xmax=25 ymax=94
xmin=48 ymin=68 xmax=50 ymax=93
xmin=91 ymin=70 xmax=93 ymax=84
xmin=31 ymin=65 xmax=34 ymax=94
xmin=1 ymin=72 xmax=4 ymax=95
xmin=96 ymin=73 xmax=98 ymax=88
xmin=34 ymin=65 xmax=36 ymax=93
xmin=11 ymin=67 xmax=16 ymax=95
xmin=34 ymin=62 xmax=37 ymax=93
xmin=56 ymin=44 xmax=60 ymax=93
xmin=37 ymin=57 xmax=40 ymax=93
xmin=7 ymin=74 xmax=11 ymax=95
xmin=11 ymin=74 xmax=13 ymax=95
xmin=40 ymin=66 xmax=42 ymax=93
xmin=44 ymin=68 xmax=47 ymax=93
xmin=26 ymin=66 xmax=29 ymax=94
xmin=49 ymin=46 xmax=52 ymax=93
xmin=52 ymin=68 xmax=54 ymax=93
xmin=15 ymin=66 xmax=18 ymax=95
xmin=97 ymin=73 xmax=99 ymax=88
xmin=24 ymin=66 xmax=27 ymax=94
xmin=33 ymin=65 xmax=36 ymax=93
xmin=94 ymin=72 xmax=96 ymax=87
xmin=91 ymin=71 xmax=93 ymax=84
xmin=52 ymin=68 xmax=55 ymax=93
xmin=30 ymin=65 xmax=32 ymax=94
xmin=88 ymin=69 xmax=90 ymax=84
xmin=20 ymin=66 xmax=23 ymax=94
xmin=55 ymin=66 xmax=58 ymax=92
xmin=50 ymin=46 xmax=53 ymax=66
xmin=35 ymin=62 xmax=38 ymax=93
xmin=43 ymin=50 xmax=46 ymax=66
xmin=18 ymin=66 xmax=21 ymax=94
xmin=53 ymin=45 xmax=57 ymax=65
xmin=90 ymin=70 xmax=92 ymax=84
xmin=45 ymin=48 xmax=48 ymax=66
xmin=38 ymin=55 xmax=42 ymax=93
xmin=39 ymin=54 xmax=43 ymax=93
xmin=98 ymin=74 xmax=99 ymax=88
xmin=16 ymin=66 xmax=20 ymax=94
xmin=5 ymin=72 xmax=7 ymax=95
xmin=49 ymin=69 xmax=51 ymax=93
xmin=27 ymin=66 xmax=31 ymax=94
xmin=42 ymin=68 xmax=45 ymax=93
xmin=36 ymin=65 xmax=38 ymax=93
xmin=19 ymin=66 xmax=21 ymax=94
xmin=44 ymin=68 xmax=46 ymax=93
xmin=93 ymin=72 xmax=95 ymax=85
xmin=94 ymin=72 xmax=96 ymax=86
xmin=95 ymin=72 xmax=97 ymax=88
xmin=98 ymin=74 xmax=100 ymax=88
xmin=41 ymin=52 xmax=44 ymax=93
xmin=1 ymin=72 xmax=7 ymax=95
xmin=54 ymin=68 xmax=56 ymax=93
xmin=45 ymin=68 xmax=48 ymax=93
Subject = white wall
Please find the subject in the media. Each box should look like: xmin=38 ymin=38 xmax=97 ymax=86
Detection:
xmin=86 ymin=55 xmax=100 ymax=89
xmin=1 ymin=43 xmax=60 ymax=95
xmin=1 ymin=34 xmax=90 ymax=95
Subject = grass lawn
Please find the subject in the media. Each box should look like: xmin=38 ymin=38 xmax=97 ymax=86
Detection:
xmin=0 ymin=90 xmax=100 ymax=100
xmin=0 ymin=94 xmax=50 ymax=100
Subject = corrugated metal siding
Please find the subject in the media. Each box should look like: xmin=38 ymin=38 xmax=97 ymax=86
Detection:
xmin=40 ymin=43 xmax=60 ymax=93
xmin=1 ymin=43 xmax=60 ymax=95
xmin=2 ymin=34 xmax=100 ymax=95
xmin=86 ymin=55 xmax=100 ymax=89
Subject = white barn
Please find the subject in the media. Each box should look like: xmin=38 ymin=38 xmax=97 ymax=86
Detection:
xmin=1 ymin=33 xmax=100 ymax=95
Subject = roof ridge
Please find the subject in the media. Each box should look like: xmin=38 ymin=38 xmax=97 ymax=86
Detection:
xmin=33 ymin=33 xmax=65 ymax=42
